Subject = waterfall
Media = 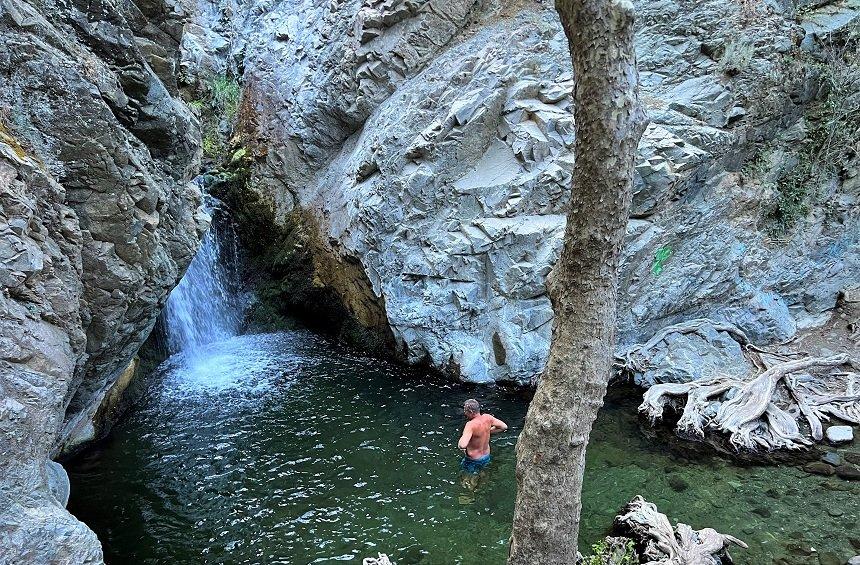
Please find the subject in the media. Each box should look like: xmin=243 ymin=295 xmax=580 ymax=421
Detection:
xmin=162 ymin=195 xmax=243 ymax=355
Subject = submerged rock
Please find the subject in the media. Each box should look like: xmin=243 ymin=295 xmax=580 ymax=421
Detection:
xmin=835 ymin=465 xmax=860 ymax=481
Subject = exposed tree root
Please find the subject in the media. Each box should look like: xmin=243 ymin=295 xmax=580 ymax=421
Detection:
xmin=628 ymin=319 xmax=860 ymax=452
xmin=615 ymin=496 xmax=747 ymax=564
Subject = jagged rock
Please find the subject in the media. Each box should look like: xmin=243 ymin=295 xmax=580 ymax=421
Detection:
xmin=0 ymin=0 xmax=205 ymax=560
xmin=189 ymin=0 xmax=859 ymax=385
xmin=624 ymin=319 xmax=753 ymax=388
xmin=800 ymin=0 xmax=860 ymax=36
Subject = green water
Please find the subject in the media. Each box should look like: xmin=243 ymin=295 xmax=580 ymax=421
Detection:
xmin=67 ymin=331 xmax=860 ymax=564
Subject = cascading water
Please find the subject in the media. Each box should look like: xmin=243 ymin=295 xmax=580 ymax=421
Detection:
xmin=161 ymin=194 xmax=244 ymax=356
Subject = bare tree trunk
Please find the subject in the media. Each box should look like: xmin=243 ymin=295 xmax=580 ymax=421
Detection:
xmin=508 ymin=0 xmax=647 ymax=562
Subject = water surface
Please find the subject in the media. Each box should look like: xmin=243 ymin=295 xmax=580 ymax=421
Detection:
xmin=67 ymin=331 xmax=860 ymax=564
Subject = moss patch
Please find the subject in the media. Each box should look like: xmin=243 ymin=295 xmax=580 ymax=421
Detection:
xmin=0 ymin=122 xmax=28 ymax=160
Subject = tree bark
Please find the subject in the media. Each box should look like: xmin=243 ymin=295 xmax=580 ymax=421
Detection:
xmin=508 ymin=0 xmax=647 ymax=562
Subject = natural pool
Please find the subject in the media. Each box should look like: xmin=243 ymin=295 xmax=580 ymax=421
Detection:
xmin=67 ymin=330 xmax=860 ymax=565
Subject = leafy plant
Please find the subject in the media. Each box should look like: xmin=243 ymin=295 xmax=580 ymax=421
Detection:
xmin=188 ymin=74 xmax=243 ymax=160
xmin=208 ymin=75 xmax=241 ymax=123
xmin=759 ymin=24 xmax=860 ymax=235
xmin=582 ymin=538 xmax=637 ymax=565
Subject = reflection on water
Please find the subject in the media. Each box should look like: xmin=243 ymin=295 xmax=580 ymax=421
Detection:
xmin=67 ymin=331 xmax=859 ymax=565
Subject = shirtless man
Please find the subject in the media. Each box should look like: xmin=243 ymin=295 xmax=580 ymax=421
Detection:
xmin=457 ymin=399 xmax=508 ymax=474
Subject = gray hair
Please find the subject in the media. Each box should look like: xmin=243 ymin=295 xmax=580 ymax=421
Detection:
xmin=464 ymin=399 xmax=480 ymax=415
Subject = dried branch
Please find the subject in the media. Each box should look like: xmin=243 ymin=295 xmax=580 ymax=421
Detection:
xmin=615 ymin=496 xmax=747 ymax=565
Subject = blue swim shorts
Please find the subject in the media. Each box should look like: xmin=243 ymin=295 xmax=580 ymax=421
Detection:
xmin=460 ymin=454 xmax=491 ymax=474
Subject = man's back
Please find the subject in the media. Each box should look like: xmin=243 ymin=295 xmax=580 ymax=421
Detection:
xmin=463 ymin=414 xmax=495 ymax=459
xmin=457 ymin=399 xmax=508 ymax=474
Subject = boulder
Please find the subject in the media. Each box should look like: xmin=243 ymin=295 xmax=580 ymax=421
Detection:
xmin=826 ymin=426 xmax=855 ymax=445
xmin=0 ymin=0 xmax=205 ymax=560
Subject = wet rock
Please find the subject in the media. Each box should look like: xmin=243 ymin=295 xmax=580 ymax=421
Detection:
xmin=0 ymin=0 xmax=205 ymax=559
xmin=848 ymin=556 xmax=860 ymax=565
xmin=822 ymin=452 xmax=843 ymax=466
xmin=668 ymin=475 xmax=690 ymax=492
xmin=817 ymin=552 xmax=840 ymax=565
xmin=752 ymin=506 xmax=772 ymax=518
xmin=820 ymin=480 xmax=853 ymax=492
xmin=804 ymin=462 xmax=836 ymax=476
xmin=835 ymin=465 xmax=860 ymax=481
xmin=785 ymin=541 xmax=816 ymax=557
xmin=185 ymin=0 xmax=859 ymax=386
xmin=826 ymin=426 xmax=854 ymax=445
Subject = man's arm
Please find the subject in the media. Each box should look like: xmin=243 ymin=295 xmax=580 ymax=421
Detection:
xmin=489 ymin=415 xmax=508 ymax=434
xmin=457 ymin=424 xmax=472 ymax=451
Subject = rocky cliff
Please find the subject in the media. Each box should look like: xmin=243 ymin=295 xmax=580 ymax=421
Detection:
xmin=1 ymin=0 xmax=858 ymax=560
xmin=191 ymin=0 xmax=859 ymax=383
xmin=0 ymin=0 xmax=204 ymax=560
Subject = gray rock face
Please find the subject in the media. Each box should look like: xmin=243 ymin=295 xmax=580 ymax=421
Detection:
xmin=195 ymin=0 xmax=859 ymax=384
xmin=629 ymin=322 xmax=752 ymax=388
xmin=0 ymin=0 xmax=205 ymax=560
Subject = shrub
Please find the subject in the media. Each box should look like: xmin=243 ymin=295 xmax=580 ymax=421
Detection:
xmin=189 ymin=74 xmax=243 ymax=161
xmin=759 ymin=24 xmax=859 ymax=235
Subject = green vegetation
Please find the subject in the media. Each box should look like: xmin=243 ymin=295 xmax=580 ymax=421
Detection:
xmin=208 ymin=75 xmax=241 ymax=123
xmin=188 ymin=74 xmax=242 ymax=160
xmin=758 ymin=25 xmax=859 ymax=235
xmin=582 ymin=538 xmax=637 ymax=565
xmin=651 ymin=245 xmax=672 ymax=276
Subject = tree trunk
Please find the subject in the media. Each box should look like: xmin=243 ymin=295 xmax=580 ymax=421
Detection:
xmin=508 ymin=0 xmax=647 ymax=562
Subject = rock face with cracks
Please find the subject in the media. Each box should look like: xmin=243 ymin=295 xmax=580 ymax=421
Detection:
xmin=189 ymin=0 xmax=859 ymax=384
xmin=0 ymin=0 xmax=205 ymax=560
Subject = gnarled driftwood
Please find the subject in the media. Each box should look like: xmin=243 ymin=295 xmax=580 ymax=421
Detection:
xmin=615 ymin=496 xmax=747 ymax=565
xmin=628 ymin=319 xmax=860 ymax=452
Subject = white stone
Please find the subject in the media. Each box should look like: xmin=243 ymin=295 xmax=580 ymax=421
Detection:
xmin=826 ymin=426 xmax=854 ymax=444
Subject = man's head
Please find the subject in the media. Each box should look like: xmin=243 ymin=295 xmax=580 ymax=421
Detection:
xmin=464 ymin=399 xmax=481 ymax=419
